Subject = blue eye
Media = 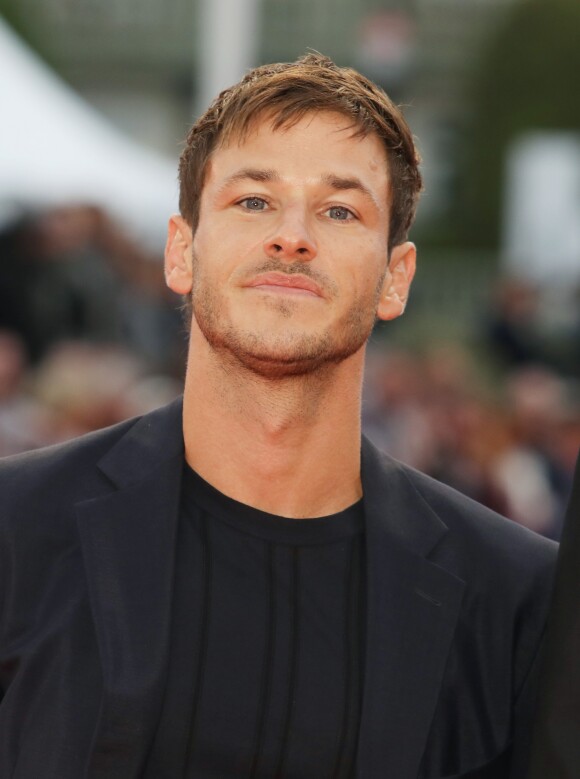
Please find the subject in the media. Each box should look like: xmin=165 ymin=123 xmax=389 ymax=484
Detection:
xmin=327 ymin=206 xmax=354 ymax=221
xmin=239 ymin=197 xmax=268 ymax=210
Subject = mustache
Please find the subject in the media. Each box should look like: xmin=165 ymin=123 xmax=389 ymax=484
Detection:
xmin=242 ymin=259 xmax=339 ymax=297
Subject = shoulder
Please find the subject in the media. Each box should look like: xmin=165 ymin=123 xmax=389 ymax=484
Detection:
xmin=367 ymin=442 xmax=558 ymax=615
xmin=0 ymin=400 xmax=184 ymax=633
xmin=400 ymin=461 xmax=557 ymax=575
xmin=362 ymin=438 xmax=558 ymax=595
xmin=0 ymin=397 xmax=183 ymax=536
xmin=0 ymin=416 xmax=151 ymax=621
xmin=397 ymin=461 xmax=557 ymax=671
xmin=394 ymin=461 xmax=559 ymax=703
xmin=0 ymin=415 xmax=145 ymax=559
xmin=0 ymin=414 xmax=142 ymax=506
xmin=364 ymin=440 xmax=557 ymax=624
xmin=0 ymin=415 xmax=144 ymax=633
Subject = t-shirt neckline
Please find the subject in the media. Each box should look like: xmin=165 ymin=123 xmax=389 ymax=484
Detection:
xmin=181 ymin=462 xmax=365 ymax=546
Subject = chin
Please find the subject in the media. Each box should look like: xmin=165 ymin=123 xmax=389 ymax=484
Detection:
xmin=192 ymin=288 xmax=376 ymax=378
xmin=210 ymin=327 xmax=368 ymax=379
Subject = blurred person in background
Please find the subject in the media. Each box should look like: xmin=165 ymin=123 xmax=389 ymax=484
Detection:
xmin=0 ymin=54 xmax=556 ymax=778
xmin=28 ymin=340 xmax=183 ymax=443
xmin=363 ymin=344 xmax=579 ymax=541
xmin=0 ymin=205 xmax=184 ymax=373
xmin=484 ymin=278 xmax=545 ymax=370
xmin=0 ymin=206 xmax=122 ymax=361
xmin=0 ymin=328 xmax=53 ymax=455
xmin=501 ymin=366 xmax=577 ymax=539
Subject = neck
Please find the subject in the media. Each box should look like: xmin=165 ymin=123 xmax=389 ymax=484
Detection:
xmin=182 ymin=333 xmax=365 ymax=518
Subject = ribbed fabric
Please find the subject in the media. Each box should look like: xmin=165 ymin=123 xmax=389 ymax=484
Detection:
xmin=249 ymin=542 xmax=274 ymax=779
xmin=185 ymin=512 xmax=211 ymax=771
xmin=145 ymin=463 xmax=365 ymax=779
xmin=332 ymin=541 xmax=361 ymax=779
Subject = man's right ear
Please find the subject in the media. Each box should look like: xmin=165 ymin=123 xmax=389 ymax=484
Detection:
xmin=164 ymin=215 xmax=193 ymax=295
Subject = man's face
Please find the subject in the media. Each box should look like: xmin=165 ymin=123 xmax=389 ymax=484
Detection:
xmin=166 ymin=111 xmax=415 ymax=378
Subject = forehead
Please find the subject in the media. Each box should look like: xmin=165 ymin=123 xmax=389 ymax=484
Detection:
xmin=205 ymin=111 xmax=390 ymax=196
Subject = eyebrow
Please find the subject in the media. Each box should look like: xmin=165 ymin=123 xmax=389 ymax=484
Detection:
xmin=217 ymin=168 xmax=380 ymax=208
xmin=321 ymin=173 xmax=380 ymax=208
xmin=218 ymin=168 xmax=280 ymax=193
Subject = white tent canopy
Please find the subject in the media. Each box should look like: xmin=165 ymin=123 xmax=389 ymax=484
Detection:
xmin=0 ymin=17 xmax=178 ymax=246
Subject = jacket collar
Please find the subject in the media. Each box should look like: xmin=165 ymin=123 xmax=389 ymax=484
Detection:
xmin=357 ymin=438 xmax=466 ymax=779
xmin=76 ymin=398 xmax=184 ymax=778
xmin=97 ymin=396 xmax=184 ymax=488
xmin=76 ymin=399 xmax=465 ymax=778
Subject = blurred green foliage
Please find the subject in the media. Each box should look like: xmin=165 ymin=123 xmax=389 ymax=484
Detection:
xmin=460 ymin=0 xmax=580 ymax=250
xmin=0 ymin=0 xmax=60 ymax=70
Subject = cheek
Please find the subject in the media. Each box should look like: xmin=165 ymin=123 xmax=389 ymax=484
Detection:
xmin=191 ymin=226 xmax=205 ymax=263
xmin=192 ymin=228 xmax=223 ymax=273
xmin=195 ymin=218 xmax=262 ymax=264
xmin=350 ymin=242 xmax=388 ymax=290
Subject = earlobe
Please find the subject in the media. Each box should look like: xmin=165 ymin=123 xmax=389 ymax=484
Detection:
xmin=376 ymin=242 xmax=416 ymax=322
xmin=164 ymin=215 xmax=194 ymax=295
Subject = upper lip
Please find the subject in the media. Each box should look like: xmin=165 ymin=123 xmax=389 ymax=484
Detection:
xmin=245 ymin=272 xmax=324 ymax=297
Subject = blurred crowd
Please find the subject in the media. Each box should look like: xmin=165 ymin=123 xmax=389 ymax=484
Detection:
xmin=1 ymin=204 xmax=578 ymax=540
xmin=0 ymin=205 xmax=184 ymax=454
xmin=364 ymin=273 xmax=580 ymax=541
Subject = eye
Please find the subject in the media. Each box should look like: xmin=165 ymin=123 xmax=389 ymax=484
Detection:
xmin=237 ymin=196 xmax=268 ymax=211
xmin=326 ymin=205 xmax=356 ymax=221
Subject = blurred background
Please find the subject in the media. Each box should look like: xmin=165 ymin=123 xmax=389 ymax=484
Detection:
xmin=0 ymin=0 xmax=578 ymax=538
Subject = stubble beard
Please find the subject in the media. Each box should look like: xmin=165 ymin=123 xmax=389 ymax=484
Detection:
xmin=189 ymin=253 xmax=384 ymax=380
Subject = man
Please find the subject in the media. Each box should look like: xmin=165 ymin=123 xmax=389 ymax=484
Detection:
xmin=0 ymin=54 xmax=556 ymax=778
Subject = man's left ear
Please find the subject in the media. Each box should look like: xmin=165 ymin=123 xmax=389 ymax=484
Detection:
xmin=377 ymin=242 xmax=416 ymax=321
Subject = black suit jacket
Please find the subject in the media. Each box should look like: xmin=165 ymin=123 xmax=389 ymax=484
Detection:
xmin=526 ymin=451 xmax=580 ymax=778
xmin=0 ymin=399 xmax=557 ymax=778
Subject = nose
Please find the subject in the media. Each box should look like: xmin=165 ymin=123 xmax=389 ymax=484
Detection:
xmin=263 ymin=208 xmax=317 ymax=262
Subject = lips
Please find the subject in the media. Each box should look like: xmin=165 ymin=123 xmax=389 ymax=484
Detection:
xmin=245 ymin=272 xmax=324 ymax=298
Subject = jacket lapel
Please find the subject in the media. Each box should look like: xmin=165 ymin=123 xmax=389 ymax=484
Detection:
xmin=74 ymin=403 xmax=464 ymax=778
xmin=75 ymin=400 xmax=184 ymax=779
xmin=357 ymin=438 xmax=466 ymax=779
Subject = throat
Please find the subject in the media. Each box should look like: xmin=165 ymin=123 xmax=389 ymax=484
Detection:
xmin=186 ymin=438 xmax=363 ymax=518
xmin=182 ymin=333 xmax=365 ymax=517
xmin=183 ymin=389 xmax=363 ymax=518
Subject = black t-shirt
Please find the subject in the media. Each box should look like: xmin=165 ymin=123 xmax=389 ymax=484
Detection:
xmin=145 ymin=463 xmax=365 ymax=778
